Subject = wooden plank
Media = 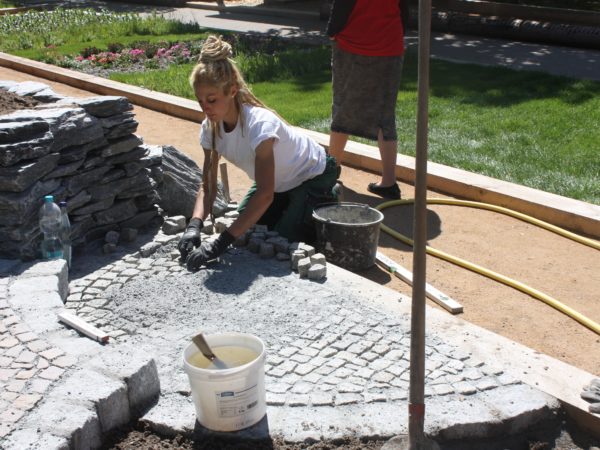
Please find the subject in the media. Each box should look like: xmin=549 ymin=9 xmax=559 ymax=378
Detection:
xmin=219 ymin=162 xmax=231 ymax=203
xmin=376 ymin=252 xmax=463 ymax=314
xmin=58 ymin=312 xmax=109 ymax=343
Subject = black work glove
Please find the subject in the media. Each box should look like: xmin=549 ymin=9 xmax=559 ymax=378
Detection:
xmin=178 ymin=218 xmax=203 ymax=260
xmin=186 ymin=230 xmax=235 ymax=271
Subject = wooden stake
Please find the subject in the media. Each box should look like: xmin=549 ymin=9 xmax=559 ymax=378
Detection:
xmin=58 ymin=312 xmax=109 ymax=343
xmin=376 ymin=252 xmax=463 ymax=314
xmin=219 ymin=162 xmax=231 ymax=203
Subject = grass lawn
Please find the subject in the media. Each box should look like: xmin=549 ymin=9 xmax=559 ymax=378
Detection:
xmin=0 ymin=1 xmax=17 ymax=7
xmin=1 ymin=9 xmax=598 ymax=205
xmin=110 ymin=47 xmax=600 ymax=205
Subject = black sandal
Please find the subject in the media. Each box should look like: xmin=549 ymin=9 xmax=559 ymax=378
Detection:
xmin=367 ymin=182 xmax=401 ymax=200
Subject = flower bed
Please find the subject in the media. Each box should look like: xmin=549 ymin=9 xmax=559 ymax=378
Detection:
xmin=41 ymin=41 xmax=201 ymax=78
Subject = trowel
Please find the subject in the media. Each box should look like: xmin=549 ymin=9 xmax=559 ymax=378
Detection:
xmin=192 ymin=332 xmax=228 ymax=369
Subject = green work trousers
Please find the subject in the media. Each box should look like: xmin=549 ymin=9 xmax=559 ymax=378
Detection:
xmin=238 ymin=155 xmax=338 ymax=243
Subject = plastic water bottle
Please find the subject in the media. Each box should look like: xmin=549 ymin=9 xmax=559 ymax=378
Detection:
xmin=58 ymin=201 xmax=72 ymax=268
xmin=39 ymin=195 xmax=63 ymax=260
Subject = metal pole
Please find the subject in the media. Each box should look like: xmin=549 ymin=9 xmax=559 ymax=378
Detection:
xmin=408 ymin=0 xmax=432 ymax=447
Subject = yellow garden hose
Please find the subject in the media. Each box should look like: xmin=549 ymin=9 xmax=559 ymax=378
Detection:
xmin=376 ymin=198 xmax=600 ymax=335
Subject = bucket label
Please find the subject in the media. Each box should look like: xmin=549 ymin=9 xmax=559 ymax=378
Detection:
xmin=216 ymin=384 xmax=259 ymax=418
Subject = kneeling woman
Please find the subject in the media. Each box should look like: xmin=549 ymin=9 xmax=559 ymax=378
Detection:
xmin=179 ymin=35 xmax=338 ymax=271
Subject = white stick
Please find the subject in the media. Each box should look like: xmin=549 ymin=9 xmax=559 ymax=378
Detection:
xmin=219 ymin=162 xmax=231 ymax=204
xmin=58 ymin=312 xmax=109 ymax=343
xmin=376 ymin=252 xmax=463 ymax=314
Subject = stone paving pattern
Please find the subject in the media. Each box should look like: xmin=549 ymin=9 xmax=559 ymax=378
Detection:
xmin=0 ymin=222 xmax=559 ymax=448
xmin=61 ymin=225 xmax=517 ymax=410
xmin=0 ymin=259 xmax=75 ymax=440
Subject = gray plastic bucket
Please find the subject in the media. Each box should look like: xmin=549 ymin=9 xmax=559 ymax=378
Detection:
xmin=312 ymin=202 xmax=384 ymax=272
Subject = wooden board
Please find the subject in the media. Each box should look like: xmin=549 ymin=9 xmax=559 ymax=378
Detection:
xmin=58 ymin=312 xmax=109 ymax=343
xmin=376 ymin=252 xmax=463 ymax=314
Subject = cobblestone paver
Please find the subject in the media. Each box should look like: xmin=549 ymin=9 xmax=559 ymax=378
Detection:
xmin=1 ymin=225 xmax=552 ymax=447
xmin=0 ymin=261 xmax=74 ymax=439
xmin=60 ymin=228 xmax=520 ymax=412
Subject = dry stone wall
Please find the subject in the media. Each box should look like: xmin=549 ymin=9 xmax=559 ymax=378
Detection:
xmin=0 ymin=80 xmax=163 ymax=260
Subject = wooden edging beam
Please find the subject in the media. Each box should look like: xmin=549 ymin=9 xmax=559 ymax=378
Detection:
xmin=376 ymin=252 xmax=463 ymax=314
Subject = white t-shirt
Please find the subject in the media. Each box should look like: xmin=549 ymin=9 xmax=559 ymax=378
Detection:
xmin=200 ymin=105 xmax=326 ymax=192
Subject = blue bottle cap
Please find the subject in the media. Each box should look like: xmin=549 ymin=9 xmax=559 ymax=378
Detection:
xmin=58 ymin=201 xmax=67 ymax=207
xmin=44 ymin=195 xmax=54 ymax=202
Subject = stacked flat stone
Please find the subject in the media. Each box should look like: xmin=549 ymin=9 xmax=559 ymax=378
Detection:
xmin=581 ymin=378 xmax=600 ymax=413
xmin=0 ymin=81 xmax=162 ymax=260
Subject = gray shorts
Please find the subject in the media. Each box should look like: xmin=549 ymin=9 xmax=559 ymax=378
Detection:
xmin=331 ymin=44 xmax=404 ymax=141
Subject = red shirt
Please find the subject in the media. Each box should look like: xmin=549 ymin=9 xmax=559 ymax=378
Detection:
xmin=335 ymin=0 xmax=405 ymax=57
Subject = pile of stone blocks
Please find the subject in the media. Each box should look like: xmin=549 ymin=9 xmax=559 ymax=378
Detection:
xmin=0 ymin=80 xmax=232 ymax=262
xmin=0 ymin=80 xmax=161 ymax=260
xmin=167 ymin=206 xmax=328 ymax=280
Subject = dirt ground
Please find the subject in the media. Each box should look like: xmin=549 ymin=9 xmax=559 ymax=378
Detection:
xmin=1 ymin=67 xmax=598 ymax=378
xmin=0 ymin=89 xmax=40 ymax=114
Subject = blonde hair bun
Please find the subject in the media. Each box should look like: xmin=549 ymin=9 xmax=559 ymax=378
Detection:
xmin=200 ymin=35 xmax=233 ymax=62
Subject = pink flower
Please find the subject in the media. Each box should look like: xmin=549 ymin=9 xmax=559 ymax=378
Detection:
xmin=129 ymin=48 xmax=145 ymax=57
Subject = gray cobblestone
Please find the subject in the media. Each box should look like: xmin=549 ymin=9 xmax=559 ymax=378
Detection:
xmin=322 ymin=375 xmax=343 ymax=385
xmin=475 ymin=378 xmax=499 ymax=391
xmin=294 ymin=363 xmax=316 ymax=376
xmin=318 ymin=347 xmax=337 ymax=358
xmin=372 ymin=371 xmax=395 ymax=384
xmin=326 ymin=358 xmax=345 ymax=369
xmin=309 ymin=391 xmax=334 ymax=406
xmin=298 ymin=347 xmax=319 ymax=357
xmin=371 ymin=359 xmax=393 ymax=371
xmin=385 ymin=365 xmax=405 ymax=377
xmin=356 ymin=367 xmax=375 ymax=379
xmin=302 ymin=372 xmax=322 ymax=384
xmin=288 ymin=394 xmax=309 ymax=406
xmin=335 ymin=393 xmax=361 ymax=405
xmin=290 ymin=353 xmax=311 ymax=364
xmin=267 ymin=382 xmax=291 ymax=394
xmin=455 ymin=381 xmax=478 ymax=395
xmin=315 ymin=365 xmax=335 ymax=376
xmin=498 ymin=373 xmax=520 ymax=386
xmin=432 ymin=384 xmax=455 ymax=396
xmin=277 ymin=360 xmax=297 ymax=374
xmin=279 ymin=347 xmax=298 ymax=358
xmin=266 ymin=393 xmax=286 ymax=406
xmin=364 ymin=392 xmax=387 ymax=403
xmin=463 ymin=368 xmax=484 ymax=381
xmin=338 ymin=382 xmax=363 ymax=393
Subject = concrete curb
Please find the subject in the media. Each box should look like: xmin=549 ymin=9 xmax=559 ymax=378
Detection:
xmin=1 ymin=259 xmax=161 ymax=450
xmin=186 ymin=0 xmax=319 ymax=19
xmin=1 ymin=52 xmax=598 ymax=239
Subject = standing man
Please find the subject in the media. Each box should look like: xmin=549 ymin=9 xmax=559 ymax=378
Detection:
xmin=327 ymin=0 xmax=410 ymax=199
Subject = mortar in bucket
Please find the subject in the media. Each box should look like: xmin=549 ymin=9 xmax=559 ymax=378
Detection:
xmin=312 ymin=202 xmax=384 ymax=272
xmin=182 ymin=332 xmax=266 ymax=431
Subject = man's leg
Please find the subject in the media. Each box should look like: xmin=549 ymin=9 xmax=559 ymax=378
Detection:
xmin=377 ymin=129 xmax=398 ymax=187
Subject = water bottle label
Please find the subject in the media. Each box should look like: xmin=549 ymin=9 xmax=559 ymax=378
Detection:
xmin=46 ymin=250 xmax=63 ymax=258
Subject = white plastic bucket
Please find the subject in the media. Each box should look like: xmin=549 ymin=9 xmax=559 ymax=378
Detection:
xmin=182 ymin=332 xmax=266 ymax=431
